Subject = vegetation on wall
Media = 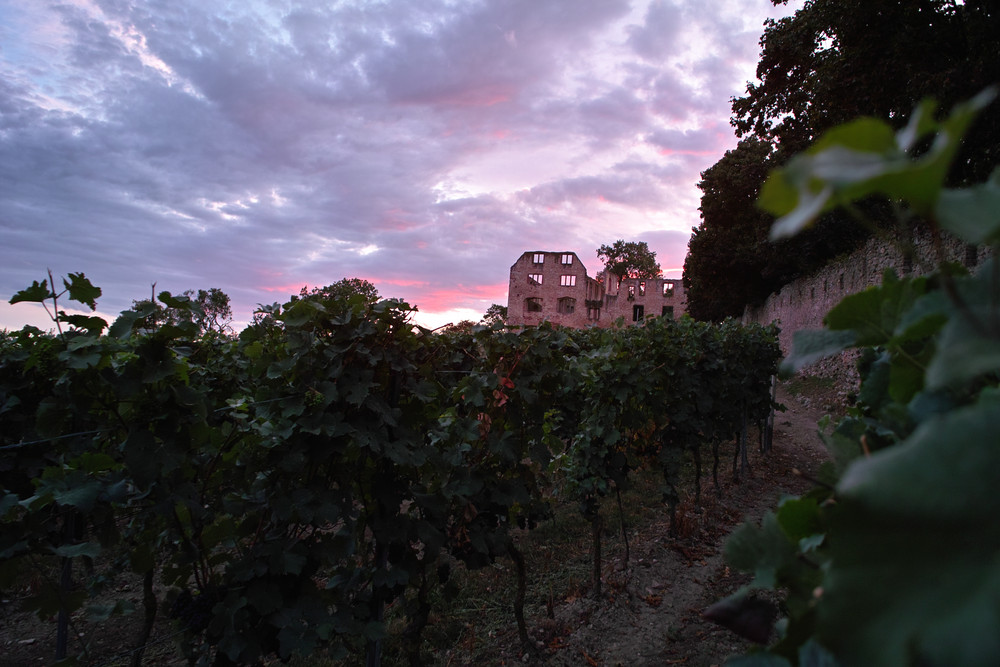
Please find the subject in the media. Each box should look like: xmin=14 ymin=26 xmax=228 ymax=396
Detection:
xmin=596 ymin=240 xmax=661 ymax=281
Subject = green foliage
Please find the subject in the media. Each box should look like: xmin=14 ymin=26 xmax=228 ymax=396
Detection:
xmin=720 ymin=93 xmax=1000 ymax=666
xmin=9 ymin=271 xmax=106 ymax=335
xmin=762 ymin=90 xmax=997 ymax=239
xmin=596 ymin=240 xmax=661 ymax=280
xmin=481 ymin=303 xmax=507 ymax=327
xmin=2 ymin=273 xmax=780 ymax=664
xmin=684 ymin=138 xmax=787 ymax=321
xmin=130 ymin=287 xmax=233 ymax=335
xmin=685 ymin=0 xmax=1000 ymax=320
xmin=298 ymin=277 xmax=380 ymax=305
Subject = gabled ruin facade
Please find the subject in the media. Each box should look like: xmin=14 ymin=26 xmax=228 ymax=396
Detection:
xmin=506 ymin=250 xmax=687 ymax=328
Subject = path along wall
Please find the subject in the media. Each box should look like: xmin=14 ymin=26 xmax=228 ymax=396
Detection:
xmin=742 ymin=229 xmax=987 ymax=358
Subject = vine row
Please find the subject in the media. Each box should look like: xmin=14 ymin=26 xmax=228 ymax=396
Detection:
xmin=1 ymin=284 xmax=779 ymax=665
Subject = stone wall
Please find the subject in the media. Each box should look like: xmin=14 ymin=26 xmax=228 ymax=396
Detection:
xmin=507 ymin=251 xmax=597 ymax=328
xmin=743 ymin=229 xmax=984 ymax=356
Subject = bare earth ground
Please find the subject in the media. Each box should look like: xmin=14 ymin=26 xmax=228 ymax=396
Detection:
xmin=1 ymin=380 xmax=837 ymax=667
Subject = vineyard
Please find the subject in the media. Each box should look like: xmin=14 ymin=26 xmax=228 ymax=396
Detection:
xmin=5 ymin=90 xmax=1000 ymax=667
xmin=0 ymin=280 xmax=780 ymax=665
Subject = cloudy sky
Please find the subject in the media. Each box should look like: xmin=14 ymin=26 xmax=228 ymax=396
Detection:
xmin=1 ymin=0 xmax=800 ymax=331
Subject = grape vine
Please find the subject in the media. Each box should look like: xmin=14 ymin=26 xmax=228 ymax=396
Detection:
xmin=1 ymin=273 xmax=780 ymax=665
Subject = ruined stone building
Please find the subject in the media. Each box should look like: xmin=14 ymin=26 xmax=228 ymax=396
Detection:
xmin=506 ymin=251 xmax=687 ymax=328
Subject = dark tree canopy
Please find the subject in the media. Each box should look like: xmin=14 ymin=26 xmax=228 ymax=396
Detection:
xmin=684 ymin=138 xmax=776 ymax=321
xmin=482 ymin=303 xmax=507 ymax=327
xmin=596 ymin=240 xmax=661 ymax=280
xmin=437 ymin=320 xmax=478 ymax=335
xmin=684 ymin=0 xmax=1000 ymax=320
xmin=299 ymin=278 xmax=379 ymax=305
xmin=131 ymin=287 xmax=233 ymax=335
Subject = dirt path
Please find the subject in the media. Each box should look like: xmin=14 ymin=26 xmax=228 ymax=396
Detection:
xmin=500 ymin=380 xmax=834 ymax=667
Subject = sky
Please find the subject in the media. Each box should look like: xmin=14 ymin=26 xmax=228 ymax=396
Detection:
xmin=0 ymin=0 xmax=801 ymax=332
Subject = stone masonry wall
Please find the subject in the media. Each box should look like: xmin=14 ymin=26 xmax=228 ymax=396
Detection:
xmin=508 ymin=251 xmax=595 ymax=328
xmin=743 ymin=229 xmax=985 ymax=356
xmin=507 ymin=251 xmax=688 ymax=328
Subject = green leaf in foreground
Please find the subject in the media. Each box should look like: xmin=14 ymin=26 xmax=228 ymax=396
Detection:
xmin=935 ymin=168 xmax=1000 ymax=245
xmin=725 ymin=513 xmax=796 ymax=590
xmin=764 ymin=87 xmax=996 ymax=240
xmin=58 ymin=313 xmax=107 ymax=334
xmin=780 ymin=329 xmax=856 ymax=375
xmin=63 ymin=272 xmax=102 ymax=310
xmin=819 ymin=395 xmax=1000 ymax=667
xmin=10 ymin=280 xmax=54 ymax=305
xmin=51 ymin=542 xmax=102 ymax=559
xmin=823 ymin=271 xmax=926 ymax=346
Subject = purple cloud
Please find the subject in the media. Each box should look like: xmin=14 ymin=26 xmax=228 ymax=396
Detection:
xmin=0 ymin=0 xmax=801 ymax=331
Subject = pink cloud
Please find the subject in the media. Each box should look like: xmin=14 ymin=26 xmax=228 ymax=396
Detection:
xmin=378 ymin=278 xmax=431 ymax=288
xmin=412 ymin=282 xmax=508 ymax=312
xmin=258 ymin=282 xmax=308 ymax=294
xmin=406 ymin=83 xmax=514 ymax=109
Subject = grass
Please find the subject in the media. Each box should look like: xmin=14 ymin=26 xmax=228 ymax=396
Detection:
xmin=783 ymin=374 xmax=836 ymax=398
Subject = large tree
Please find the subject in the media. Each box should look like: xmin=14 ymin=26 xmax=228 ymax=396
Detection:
xmin=131 ymin=287 xmax=233 ymax=335
xmin=733 ymin=0 xmax=999 ymax=174
xmin=684 ymin=138 xmax=776 ymax=321
xmin=596 ymin=240 xmax=661 ymax=281
xmin=684 ymin=0 xmax=1000 ymax=320
xmin=298 ymin=278 xmax=379 ymax=304
xmin=481 ymin=303 xmax=507 ymax=327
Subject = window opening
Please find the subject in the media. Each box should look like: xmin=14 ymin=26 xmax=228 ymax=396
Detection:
xmin=558 ymin=297 xmax=576 ymax=314
xmin=632 ymin=304 xmax=644 ymax=322
xmin=528 ymin=273 xmax=543 ymax=285
xmin=662 ymin=282 xmax=674 ymax=297
xmin=560 ymin=275 xmax=576 ymax=287
xmin=561 ymin=254 xmax=573 ymax=265
xmin=532 ymin=253 xmax=544 ymax=264
xmin=525 ymin=297 xmax=542 ymax=312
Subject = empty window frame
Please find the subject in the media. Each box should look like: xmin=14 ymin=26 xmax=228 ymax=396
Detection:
xmin=532 ymin=253 xmax=545 ymax=264
xmin=627 ymin=284 xmax=636 ymax=298
xmin=588 ymin=307 xmax=601 ymax=321
xmin=638 ymin=281 xmax=646 ymax=296
xmin=661 ymin=305 xmax=674 ymax=319
xmin=560 ymin=274 xmax=576 ymax=287
xmin=528 ymin=273 xmax=543 ymax=285
xmin=558 ymin=297 xmax=576 ymax=314
xmin=662 ymin=281 xmax=675 ymax=297
xmin=560 ymin=254 xmax=573 ymax=265
xmin=525 ymin=297 xmax=543 ymax=312
xmin=632 ymin=304 xmax=644 ymax=322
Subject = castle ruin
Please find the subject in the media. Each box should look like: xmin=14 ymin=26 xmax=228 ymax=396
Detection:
xmin=506 ymin=251 xmax=687 ymax=328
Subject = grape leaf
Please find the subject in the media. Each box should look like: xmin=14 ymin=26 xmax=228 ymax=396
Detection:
xmin=10 ymin=280 xmax=53 ymax=305
xmin=820 ymin=397 xmax=1000 ymax=667
xmin=63 ymin=272 xmax=102 ymax=310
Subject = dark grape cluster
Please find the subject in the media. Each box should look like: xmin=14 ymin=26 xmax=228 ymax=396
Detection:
xmin=169 ymin=586 xmax=226 ymax=633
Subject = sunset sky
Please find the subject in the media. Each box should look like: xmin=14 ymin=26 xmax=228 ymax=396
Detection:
xmin=0 ymin=0 xmax=800 ymax=331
